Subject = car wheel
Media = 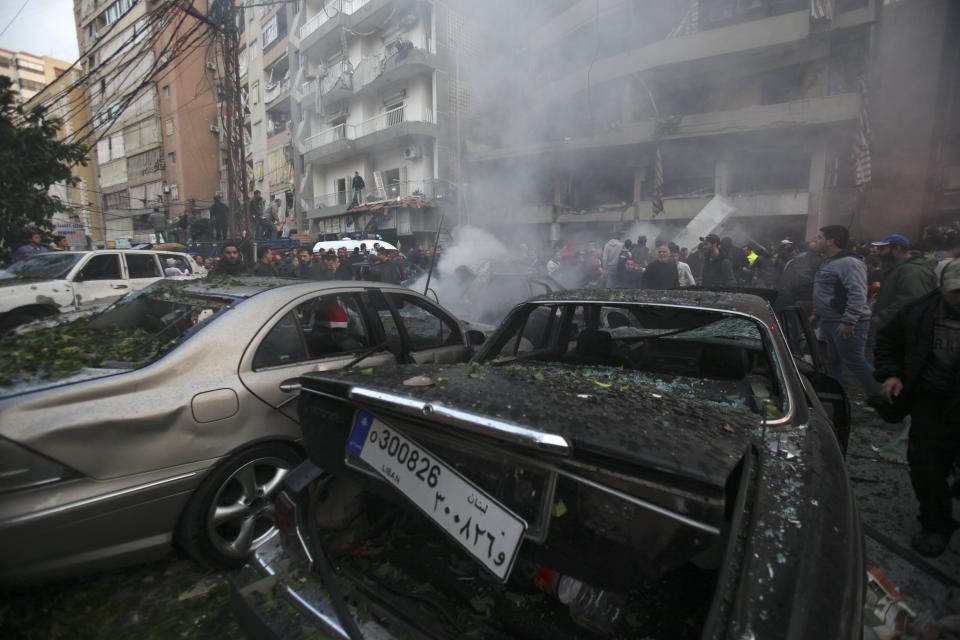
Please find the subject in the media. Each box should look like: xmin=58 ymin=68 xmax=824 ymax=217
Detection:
xmin=175 ymin=442 xmax=303 ymax=568
xmin=0 ymin=311 xmax=48 ymax=334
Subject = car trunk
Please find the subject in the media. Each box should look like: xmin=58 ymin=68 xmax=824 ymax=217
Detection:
xmin=296 ymin=363 xmax=758 ymax=638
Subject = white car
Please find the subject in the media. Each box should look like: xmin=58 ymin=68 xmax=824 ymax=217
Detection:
xmin=0 ymin=250 xmax=205 ymax=332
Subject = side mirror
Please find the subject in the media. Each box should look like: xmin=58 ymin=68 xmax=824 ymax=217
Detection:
xmin=466 ymin=329 xmax=486 ymax=347
xmin=72 ymin=272 xmax=84 ymax=282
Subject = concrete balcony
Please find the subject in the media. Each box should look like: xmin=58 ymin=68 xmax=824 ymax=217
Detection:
xmin=543 ymin=7 xmax=873 ymax=102
xmin=264 ymin=78 xmax=290 ymax=108
xmin=319 ymin=60 xmax=354 ymax=103
xmin=307 ymin=178 xmax=447 ymax=220
xmin=302 ymin=105 xmax=437 ymax=163
xmin=299 ymin=0 xmax=372 ymax=53
xmin=471 ymin=93 xmax=860 ymax=163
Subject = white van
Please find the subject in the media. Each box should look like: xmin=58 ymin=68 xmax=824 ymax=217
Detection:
xmin=311 ymin=239 xmax=398 ymax=254
xmin=0 ymin=250 xmax=204 ymax=332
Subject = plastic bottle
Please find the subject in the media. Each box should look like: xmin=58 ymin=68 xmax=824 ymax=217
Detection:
xmin=534 ymin=566 xmax=624 ymax=634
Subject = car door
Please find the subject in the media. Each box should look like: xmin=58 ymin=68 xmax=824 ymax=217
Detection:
xmin=70 ymin=253 xmax=128 ymax=308
xmin=124 ymin=253 xmax=163 ymax=291
xmin=378 ymin=291 xmax=469 ymax=364
xmin=238 ymin=290 xmax=396 ymax=422
xmin=777 ymin=306 xmax=852 ymax=451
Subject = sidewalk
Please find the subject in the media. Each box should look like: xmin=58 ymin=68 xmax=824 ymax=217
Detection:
xmin=846 ymin=393 xmax=960 ymax=638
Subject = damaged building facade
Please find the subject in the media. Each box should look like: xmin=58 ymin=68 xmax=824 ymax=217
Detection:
xmin=466 ymin=0 xmax=960 ymax=247
xmin=283 ymin=0 xmax=490 ymax=247
xmin=240 ymin=2 xmax=296 ymax=224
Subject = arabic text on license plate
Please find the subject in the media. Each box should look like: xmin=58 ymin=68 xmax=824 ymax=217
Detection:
xmin=347 ymin=410 xmax=526 ymax=581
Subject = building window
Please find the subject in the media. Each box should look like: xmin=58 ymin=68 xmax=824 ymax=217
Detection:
xmin=164 ymin=119 xmax=174 ymax=136
xmin=127 ymin=148 xmax=163 ymax=176
xmin=255 ymin=160 xmax=264 ymax=181
xmin=167 ymin=151 xmax=176 ymax=165
xmin=162 ymin=84 xmax=170 ymax=98
xmin=251 ymin=82 xmax=259 ymax=105
xmin=249 ymin=41 xmax=258 ymax=59
xmin=262 ymin=13 xmax=286 ymax=50
xmin=760 ymin=65 xmax=805 ymax=105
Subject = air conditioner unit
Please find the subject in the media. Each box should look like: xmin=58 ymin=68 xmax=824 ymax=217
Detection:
xmin=210 ymin=124 xmax=221 ymax=134
xmin=403 ymin=145 xmax=421 ymax=160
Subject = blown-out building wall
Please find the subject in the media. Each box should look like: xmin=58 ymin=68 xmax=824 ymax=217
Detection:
xmin=465 ymin=0 xmax=958 ymax=248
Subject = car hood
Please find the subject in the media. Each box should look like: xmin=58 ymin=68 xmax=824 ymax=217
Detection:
xmin=300 ymin=361 xmax=758 ymax=491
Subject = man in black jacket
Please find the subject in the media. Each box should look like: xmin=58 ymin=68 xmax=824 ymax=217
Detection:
xmin=209 ymin=243 xmax=250 ymax=276
xmin=699 ymin=234 xmax=736 ymax=286
xmin=641 ymin=243 xmax=680 ymax=289
xmin=210 ymin=195 xmax=230 ymax=242
xmin=252 ymin=246 xmax=278 ymax=277
xmin=874 ymin=259 xmax=960 ymax=557
xmin=351 ymin=172 xmax=365 ymax=207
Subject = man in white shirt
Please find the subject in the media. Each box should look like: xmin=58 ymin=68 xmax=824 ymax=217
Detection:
xmin=670 ymin=242 xmax=696 ymax=287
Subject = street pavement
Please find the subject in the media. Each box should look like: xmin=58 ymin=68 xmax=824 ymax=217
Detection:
xmin=1 ymin=394 xmax=958 ymax=639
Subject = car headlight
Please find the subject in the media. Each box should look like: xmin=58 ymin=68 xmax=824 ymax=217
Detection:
xmin=0 ymin=437 xmax=78 ymax=494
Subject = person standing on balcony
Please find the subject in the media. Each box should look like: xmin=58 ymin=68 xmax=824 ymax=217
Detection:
xmin=352 ymin=172 xmax=365 ymax=208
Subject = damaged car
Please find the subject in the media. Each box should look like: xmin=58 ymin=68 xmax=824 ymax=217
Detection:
xmin=233 ymin=290 xmax=863 ymax=639
xmin=0 ymin=277 xmax=484 ymax=585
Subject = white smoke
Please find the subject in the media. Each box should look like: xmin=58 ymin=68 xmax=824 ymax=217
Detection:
xmin=407 ymin=225 xmax=526 ymax=324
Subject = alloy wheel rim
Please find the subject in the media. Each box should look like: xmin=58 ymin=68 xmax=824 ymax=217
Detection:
xmin=207 ymin=456 xmax=292 ymax=558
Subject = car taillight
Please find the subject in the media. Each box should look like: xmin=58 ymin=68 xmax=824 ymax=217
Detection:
xmin=273 ymin=491 xmax=314 ymax=567
xmin=274 ymin=491 xmax=298 ymax=535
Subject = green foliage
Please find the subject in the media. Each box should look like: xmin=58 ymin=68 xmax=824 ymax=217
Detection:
xmin=0 ymin=76 xmax=89 ymax=259
xmin=0 ymin=319 xmax=166 ymax=386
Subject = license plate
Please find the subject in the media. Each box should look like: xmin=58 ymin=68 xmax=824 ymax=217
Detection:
xmin=346 ymin=410 xmax=527 ymax=582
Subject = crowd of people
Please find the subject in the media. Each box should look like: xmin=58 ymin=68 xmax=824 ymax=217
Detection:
xmin=206 ymin=240 xmax=435 ymax=286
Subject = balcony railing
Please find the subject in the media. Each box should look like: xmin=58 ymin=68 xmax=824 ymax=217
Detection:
xmin=299 ymin=0 xmax=371 ymax=41
xmin=303 ymin=123 xmax=349 ymax=152
xmin=264 ymin=78 xmax=290 ymax=104
xmin=303 ymin=106 xmax=435 ymax=153
xmin=312 ymin=179 xmax=446 ymax=210
xmin=320 ymin=59 xmax=353 ymax=95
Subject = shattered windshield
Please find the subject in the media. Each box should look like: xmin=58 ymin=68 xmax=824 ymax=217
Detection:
xmin=0 ymin=281 xmax=230 ymax=390
xmin=487 ymin=302 xmax=783 ymax=416
xmin=3 ymin=253 xmax=83 ymax=280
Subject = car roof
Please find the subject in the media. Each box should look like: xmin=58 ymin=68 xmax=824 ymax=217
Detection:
xmin=179 ymin=277 xmax=412 ymax=300
xmin=528 ymin=288 xmax=776 ymax=319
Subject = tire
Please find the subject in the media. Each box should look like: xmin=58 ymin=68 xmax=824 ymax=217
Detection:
xmin=175 ymin=442 xmax=303 ymax=568
xmin=0 ymin=311 xmax=47 ymax=335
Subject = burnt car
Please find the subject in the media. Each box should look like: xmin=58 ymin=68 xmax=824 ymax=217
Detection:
xmin=233 ymin=290 xmax=862 ymax=639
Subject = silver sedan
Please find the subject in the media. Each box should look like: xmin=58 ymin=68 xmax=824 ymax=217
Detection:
xmin=0 ymin=277 xmax=481 ymax=584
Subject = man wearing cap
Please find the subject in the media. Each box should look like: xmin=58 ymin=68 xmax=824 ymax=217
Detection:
xmin=871 ymin=234 xmax=936 ymax=333
xmin=874 ymin=259 xmax=960 ymax=557
xmin=699 ymin=234 xmax=736 ymax=287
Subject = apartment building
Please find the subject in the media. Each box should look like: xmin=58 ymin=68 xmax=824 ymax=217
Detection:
xmin=283 ymin=0 xmax=483 ymax=247
xmin=0 ymin=50 xmax=74 ymax=103
xmin=239 ymin=2 xmax=295 ymax=227
xmin=74 ymin=0 xmax=221 ymax=245
xmin=24 ymin=66 xmax=101 ymax=249
xmin=466 ymin=0 xmax=956 ymax=246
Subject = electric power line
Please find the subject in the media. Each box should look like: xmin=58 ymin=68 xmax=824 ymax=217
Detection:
xmin=0 ymin=0 xmax=31 ymax=39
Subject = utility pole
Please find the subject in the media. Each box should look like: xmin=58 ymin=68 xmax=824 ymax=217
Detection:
xmin=205 ymin=0 xmax=250 ymax=240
